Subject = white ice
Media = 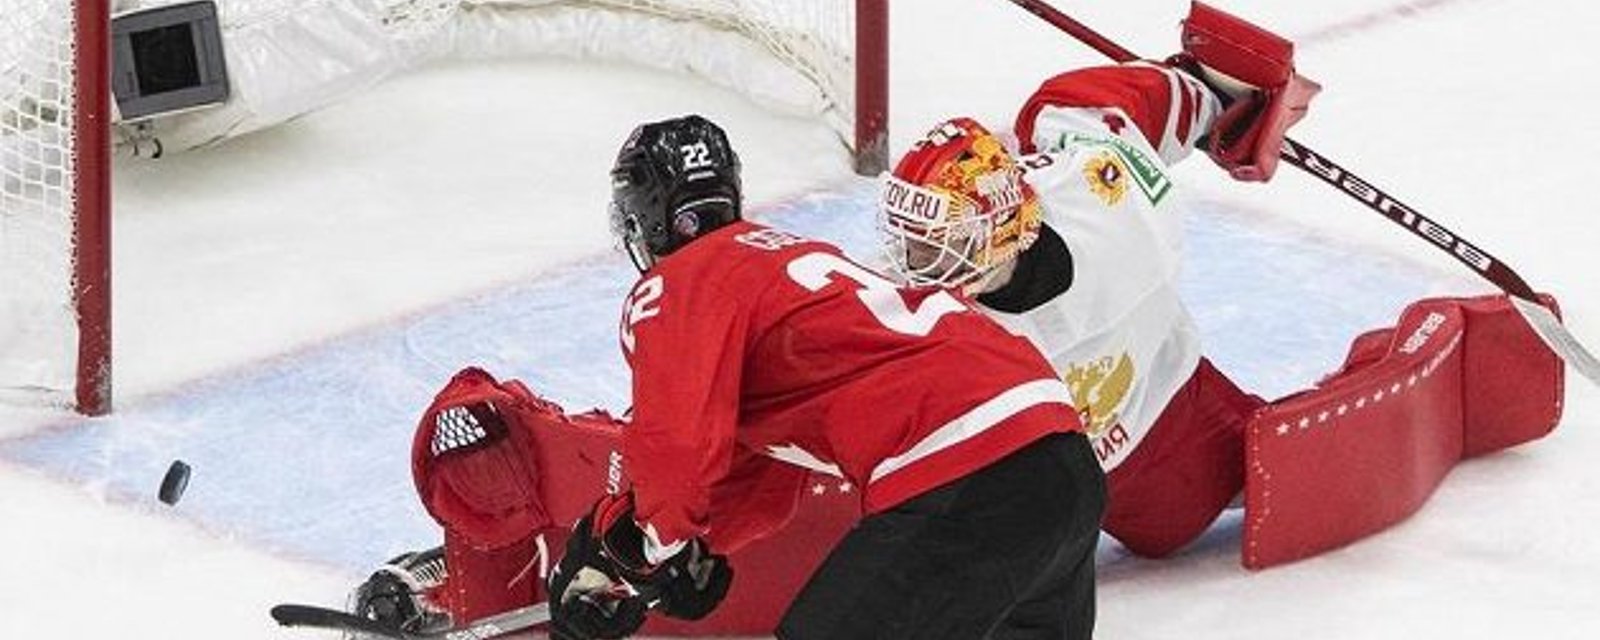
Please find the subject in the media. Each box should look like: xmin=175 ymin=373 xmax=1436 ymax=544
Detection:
xmin=2 ymin=0 xmax=1598 ymax=638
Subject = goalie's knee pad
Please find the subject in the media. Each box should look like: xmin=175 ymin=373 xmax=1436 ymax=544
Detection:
xmin=412 ymin=367 xmax=559 ymax=549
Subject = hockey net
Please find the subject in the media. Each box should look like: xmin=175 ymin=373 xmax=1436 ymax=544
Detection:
xmin=0 ymin=0 xmax=885 ymax=415
xmin=117 ymin=0 xmax=885 ymax=162
xmin=1 ymin=0 xmax=110 ymax=414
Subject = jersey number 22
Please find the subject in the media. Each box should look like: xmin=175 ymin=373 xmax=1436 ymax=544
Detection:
xmin=787 ymin=253 xmax=967 ymax=337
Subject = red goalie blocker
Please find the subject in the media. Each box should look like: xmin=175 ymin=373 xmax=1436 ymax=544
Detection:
xmin=1241 ymin=294 xmax=1564 ymax=569
xmin=1180 ymin=1 xmax=1321 ymax=182
xmin=411 ymin=368 xmax=593 ymax=622
xmin=411 ymin=368 xmax=859 ymax=634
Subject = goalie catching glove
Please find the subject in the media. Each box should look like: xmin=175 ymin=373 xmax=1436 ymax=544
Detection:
xmin=547 ymin=493 xmax=733 ymax=639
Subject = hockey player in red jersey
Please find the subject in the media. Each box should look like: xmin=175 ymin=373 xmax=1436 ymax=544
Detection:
xmin=538 ymin=114 xmax=1105 ymax=639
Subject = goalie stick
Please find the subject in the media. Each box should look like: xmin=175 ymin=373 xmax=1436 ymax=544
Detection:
xmin=999 ymin=0 xmax=1600 ymax=388
xmin=270 ymin=601 xmax=549 ymax=640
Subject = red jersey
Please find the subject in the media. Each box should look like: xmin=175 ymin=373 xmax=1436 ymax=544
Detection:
xmin=618 ymin=220 xmax=1080 ymax=557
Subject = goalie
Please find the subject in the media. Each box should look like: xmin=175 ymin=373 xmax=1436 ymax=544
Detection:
xmin=342 ymin=4 xmax=1564 ymax=637
xmin=875 ymin=17 xmax=1297 ymax=557
xmin=878 ymin=3 xmax=1563 ymax=564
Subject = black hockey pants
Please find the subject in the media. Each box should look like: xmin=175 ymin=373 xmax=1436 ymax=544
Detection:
xmin=776 ymin=432 xmax=1106 ymax=640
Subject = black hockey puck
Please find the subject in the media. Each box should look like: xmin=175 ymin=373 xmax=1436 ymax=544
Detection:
xmin=158 ymin=460 xmax=191 ymax=505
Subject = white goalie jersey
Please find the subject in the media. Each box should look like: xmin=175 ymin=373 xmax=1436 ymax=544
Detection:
xmin=980 ymin=63 xmax=1221 ymax=472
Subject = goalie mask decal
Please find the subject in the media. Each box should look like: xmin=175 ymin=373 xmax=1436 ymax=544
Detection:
xmin=880 ymin=117 xmax=1043 ymax=289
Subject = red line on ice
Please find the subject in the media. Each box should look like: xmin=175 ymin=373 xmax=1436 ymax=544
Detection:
xmin=1296 ymin=0 xmax=1486 ymax=46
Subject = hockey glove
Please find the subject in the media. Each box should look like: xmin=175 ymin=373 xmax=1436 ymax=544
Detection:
xmin=590 ymin=493 xmax=733 ymax=621
xmin=1168 ymin=2 xmax=1321 ymax=182
xmin=547 ymin=511 xmax=649 ymax=640
xmin=348 ymin=547 xmax=452 ymax=635
xmin=647 ymin=537 xmax=732 ymax=620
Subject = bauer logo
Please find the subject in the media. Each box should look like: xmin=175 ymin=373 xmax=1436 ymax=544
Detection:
xmin=607 ymin=450 xmax=625 ymax=495
xmin=1280 ymin=141 xmax=1495 ymax=274
xmin=1400 ymin=312 xmax=1450 ymax=355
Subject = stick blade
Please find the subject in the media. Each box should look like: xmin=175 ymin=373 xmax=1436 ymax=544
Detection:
xmin=270 ymin=601 xmax=550 ymax=640
xmin=1512 ymin=296 xmax=1600 ymax=389
xmin=270 ymin=603 xmax=404 ymax=639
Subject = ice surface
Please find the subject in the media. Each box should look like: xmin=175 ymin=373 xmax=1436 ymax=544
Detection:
xmin=1 ymin=1 xmax=1596 ymax=638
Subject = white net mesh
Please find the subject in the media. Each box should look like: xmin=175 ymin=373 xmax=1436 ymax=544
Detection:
xmin=1 ymin=0 xmax=78 ymax=403
xmin=578 ymin=0 xmax=856 ymax=135
xmin=2 ymin=0 xmax=863 ymax=409
xmin=118 ymin=0 xmax=860 ymax=154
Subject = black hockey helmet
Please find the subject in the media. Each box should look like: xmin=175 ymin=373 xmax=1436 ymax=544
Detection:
xmin=609 ymin=114 xmax=742 ymax=271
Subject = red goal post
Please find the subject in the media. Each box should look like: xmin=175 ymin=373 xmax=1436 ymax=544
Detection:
xmin=74 ymin=0 xmax=114 ymax=417
xmin=1 ymin=0 xmax=112 ymax=415
xmin=1 ymin=0 xmax=885 ymax=416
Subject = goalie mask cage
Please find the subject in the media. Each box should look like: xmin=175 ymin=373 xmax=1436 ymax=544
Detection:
xmin=0 ymin=0 xmax=886 ymax=415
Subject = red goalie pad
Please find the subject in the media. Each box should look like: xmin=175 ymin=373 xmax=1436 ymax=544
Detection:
xmin=413 ymin=368 xmax=859 ymax=633
xmin=1241 ymin=295 xmax=1564 ymax=569
xmin=412 ymin=368 xmax=629 ymax=622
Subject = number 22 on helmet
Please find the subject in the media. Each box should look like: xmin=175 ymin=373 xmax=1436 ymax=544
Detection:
xmin=609 ymin=115 xmax=744 ymax=272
